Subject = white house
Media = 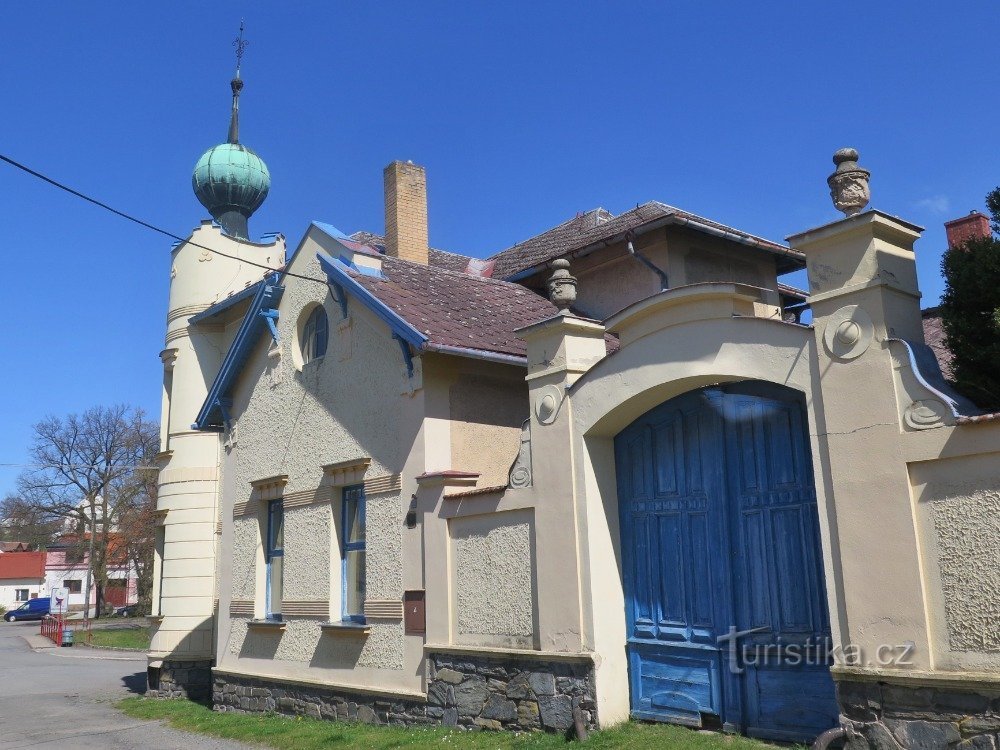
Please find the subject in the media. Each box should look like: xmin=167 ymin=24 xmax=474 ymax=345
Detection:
xmin=0 ymin=552 xmax=46 ymax=610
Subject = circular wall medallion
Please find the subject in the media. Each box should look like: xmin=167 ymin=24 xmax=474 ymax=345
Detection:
xmin=824 ymin=305 xmax=874 ymax=360
xmin=534 ymin=385 xmax=563 ymax=425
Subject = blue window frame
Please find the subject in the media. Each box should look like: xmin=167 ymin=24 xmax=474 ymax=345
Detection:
xmin=301 ymin=306 xmax=328 ymax=364
xmin=266 ymin=499 xmax=284 ymax=620
xmin=341 ymin=485 xmax=366 ymax=622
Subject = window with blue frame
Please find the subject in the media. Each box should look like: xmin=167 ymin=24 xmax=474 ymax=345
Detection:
xmin=341 ymin=485 xmax=366 ymax=622
xmin=266 ymin=499 xmax=284 ymax=619
xmin=301 ymin=306 xmax=328 ymax=365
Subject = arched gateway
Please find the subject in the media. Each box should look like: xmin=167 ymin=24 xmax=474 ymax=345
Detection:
xmin=614 ymin=381 xmax=838 ymax=742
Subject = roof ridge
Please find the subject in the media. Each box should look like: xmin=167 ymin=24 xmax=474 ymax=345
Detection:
xmin=381 ymin=255 xmax=550 ymax=294
xmin=487 ymin=207 xmax=613 ymax=260
xmin=348 ymin=229 xmax=471 ymax=261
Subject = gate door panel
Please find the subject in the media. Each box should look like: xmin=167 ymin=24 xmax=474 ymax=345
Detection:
xmin=616 ymin=382 xmax=838 ymax=741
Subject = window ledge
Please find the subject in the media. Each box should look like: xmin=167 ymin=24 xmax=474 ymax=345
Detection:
xmin=247 ymin=618 xmax=287 ymax=631
xmin=320 ymin=620 xmax=370 ymax=635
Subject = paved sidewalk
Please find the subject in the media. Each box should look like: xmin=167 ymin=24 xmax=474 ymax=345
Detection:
xmin=0 ymin=622 xmax=252 ymax=749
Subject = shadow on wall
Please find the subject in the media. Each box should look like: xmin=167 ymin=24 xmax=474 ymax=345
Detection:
xmin=311 ymin=631 xmax=366 ymax=667
xmin=155 ymin=616 xmax=217 ymax=658
xmin=239 ymin=628 xmax=281 ymax=660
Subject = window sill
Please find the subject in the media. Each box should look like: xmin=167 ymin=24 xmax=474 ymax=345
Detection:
xmin=247 ymin=618 xmax=287 ymax=631
xmin=320 ymin=620 xmax=370 ymax=635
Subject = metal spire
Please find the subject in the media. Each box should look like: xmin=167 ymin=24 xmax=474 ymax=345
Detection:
xmin=227 ymin=20 xmax=248 ymax=144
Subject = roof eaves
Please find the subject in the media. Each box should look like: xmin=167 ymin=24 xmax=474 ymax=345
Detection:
xmin=316 ymin=252 xmax=427 ymax=349
xmin=194 ymin=274 xmax=284 ymax=431
xmin=423 ymin=342 xmax=527 ymax=366
xmin=500 ymin=203 xmax=804 ymax=282
xmin=189 ymin=280 xmax=265 ymax=324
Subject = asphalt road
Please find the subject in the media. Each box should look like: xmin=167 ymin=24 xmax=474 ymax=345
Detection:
xmin=0 ymin=621 xmax=252 ymax=749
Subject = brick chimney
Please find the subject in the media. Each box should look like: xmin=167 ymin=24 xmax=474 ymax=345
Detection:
xmin=944 ymin=210 xmax=991 ymax=249
xmin=384 ymin=160 xmax=429 ymax=265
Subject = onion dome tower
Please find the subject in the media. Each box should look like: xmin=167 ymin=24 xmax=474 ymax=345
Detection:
xmin=192 ymin=28 xmax=269 ymax=240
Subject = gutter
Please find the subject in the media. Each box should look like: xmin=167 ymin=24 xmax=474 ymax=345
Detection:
xmin=423 ymin=343 xmax=527 ymax=366
xmin=504 ymin=213 xmax=805 ymax=283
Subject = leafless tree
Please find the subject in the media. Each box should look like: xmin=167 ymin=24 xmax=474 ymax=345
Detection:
xmin=15 ymin=405 xmax=158 ymax=617
xmin=0 ymin=494 xmax=60 ymax=550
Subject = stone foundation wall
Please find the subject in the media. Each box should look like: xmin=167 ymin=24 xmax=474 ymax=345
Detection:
xmin=212 ymin=651 xmax=597 ymax=732
xmin=839 ymin=679 xmax=1000 ymax=749
xmin=426 ymin=652 xmax=596 ymax=732
xmin=148 ymin=659 xmax=213 ymax=701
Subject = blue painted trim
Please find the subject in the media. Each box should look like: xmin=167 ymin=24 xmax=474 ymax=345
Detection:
xmin=335 ymin=254 xmax=385 ymax=280
xmin=316 ymin=252 xmax=426 ymax=349
xmin=189 ymin=280 xmax=265 ymax=324
xmin=265 ymin=499 xmax=284 ymax=621
xmin=311 ymin=221 xmax=349 ymax=240
xmin=260 ymin=308 xmax=280 ymax=343
xmin=341 ymin=484 xmax=366 ymax=623
xmin=330 ymin=282 xmax=349 ymax=319
xmin=193 ymin=274 xmax=285 ymax=430
xmin=394 ymin=333 xmax=415 ymax=378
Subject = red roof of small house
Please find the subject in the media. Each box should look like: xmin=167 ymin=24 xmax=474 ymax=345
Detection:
xmin=0 ymin=551 xmax=46 ymax=580
xmin=0 ymin=541 xmax=28 ymax=552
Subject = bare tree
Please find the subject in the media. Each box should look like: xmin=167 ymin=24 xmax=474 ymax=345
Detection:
xmin=118 ymin=465 xmax=159 ymax=614
xmin=16 ymin=405 xmax=158 ymax=617
xmin=0 ymin=494 xmax=61 ymax=550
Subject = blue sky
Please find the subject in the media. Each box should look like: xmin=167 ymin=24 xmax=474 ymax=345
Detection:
xmin=2 ymin=2 xmax=998 ymax=495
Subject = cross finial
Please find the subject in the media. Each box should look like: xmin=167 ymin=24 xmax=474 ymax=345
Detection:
xmin=228 ymin=21 xmax=248 ymax=144
xmin=233 ymin=19 xmax=248 ymax=79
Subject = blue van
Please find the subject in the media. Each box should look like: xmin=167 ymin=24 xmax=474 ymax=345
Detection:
xmin=4 ymin=597 xmax=51 ymax=622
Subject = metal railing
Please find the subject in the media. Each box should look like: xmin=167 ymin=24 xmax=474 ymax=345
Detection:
xmin=39 ymin=616 xmax=91 ymax=646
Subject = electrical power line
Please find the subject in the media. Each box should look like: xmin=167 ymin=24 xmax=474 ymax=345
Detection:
xmin=0 ymin=153 xmax=330 ymax=287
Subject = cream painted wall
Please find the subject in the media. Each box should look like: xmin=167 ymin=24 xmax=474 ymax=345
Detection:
xmin=215 ymin=238 xmax=423 ymax=695
xmin=551 ymin=228 xmax=780 ymax=322
xmin=435 ymin=357 xmax=528 ymax=488
xmin=911 ymin=451 xmax=1000 ymax=672
xmin=450 ymin=509 xmax=537 ymax=649
xmin=151 ymin=224 xmax=285 ymax=666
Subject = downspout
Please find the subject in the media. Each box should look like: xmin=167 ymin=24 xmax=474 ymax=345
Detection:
xmin=625 ymin=229 xmax=668 ymax=290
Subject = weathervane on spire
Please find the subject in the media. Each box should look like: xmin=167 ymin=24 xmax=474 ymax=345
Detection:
xmin=228 ymin=20 xmax=247 ymax=144
xmin=233 ymin=19 xmax=248 ymax=79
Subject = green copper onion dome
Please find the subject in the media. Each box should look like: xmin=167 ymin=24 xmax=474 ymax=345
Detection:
xmin=192 ymin=75 xmax=269 ymax=239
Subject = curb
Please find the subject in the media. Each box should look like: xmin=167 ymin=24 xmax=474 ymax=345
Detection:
xmin=78 ymin=642 xmax=148 ymax=653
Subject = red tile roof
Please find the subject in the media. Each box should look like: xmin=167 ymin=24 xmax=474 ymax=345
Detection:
xmin=922 ymin=307 xmax=954 ymax=381
xmin=486 ymin=202 xmax=802 ymax=280
xmin=349 ymin=256 xmax=560 ymax=359
xmin=0 ymin=551 xmax=46 ymax=580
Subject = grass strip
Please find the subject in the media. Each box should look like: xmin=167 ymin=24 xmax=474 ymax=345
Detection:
xmin=87 ymin=626 xmax=151 ymax=650
xmin=118 ymin=696 xmax=788 ymax=749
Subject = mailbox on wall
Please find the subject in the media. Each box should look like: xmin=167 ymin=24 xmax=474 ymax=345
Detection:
xmin=403 ymin=590 xmax=425 ymax=635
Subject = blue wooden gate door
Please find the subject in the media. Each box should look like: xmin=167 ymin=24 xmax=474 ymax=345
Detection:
xmin=615 ymin=382 xmax=838 ymax=742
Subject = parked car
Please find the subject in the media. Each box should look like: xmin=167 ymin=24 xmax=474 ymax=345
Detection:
xmin=113 ymin=603 xmax=141 ymax=617
xmin=4 ymin=597 xmax=51 ymax=622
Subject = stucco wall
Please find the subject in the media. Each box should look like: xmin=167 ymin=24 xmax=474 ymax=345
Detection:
xmin=911 ymin=450 xmax=1000 ymax=671
xmin=216 ymin=243 xmax=422 ymax=693
xmin=447 ymin=367 xmax=528 ymax=488
xmin=450 ymin=509 xmax=537 ymax=648
xmin=563 ymin=229 xmax=779 ymax=322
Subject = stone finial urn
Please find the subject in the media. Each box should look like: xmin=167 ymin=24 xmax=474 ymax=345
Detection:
xmin=547 ymin=259 xmax=577 ymax=311
xmin=827 ymin=148 xmax=870 ymax=217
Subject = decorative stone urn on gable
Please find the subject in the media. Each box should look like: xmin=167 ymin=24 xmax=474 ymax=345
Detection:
xmin=827 ymin=147 xmax=870 ymax=217
xmin=547 ymin=259 xmax=577 ymax=312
